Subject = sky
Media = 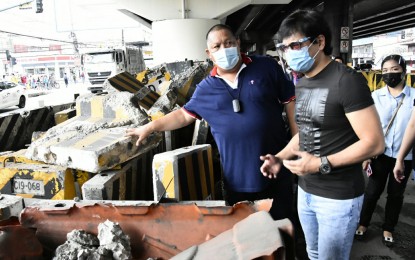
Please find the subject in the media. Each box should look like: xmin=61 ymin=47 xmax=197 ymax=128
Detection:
xmin=0 ymin=0 xmax=151 ymax=46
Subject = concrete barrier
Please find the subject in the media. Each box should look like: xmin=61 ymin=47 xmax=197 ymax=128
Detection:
xmin=152 ymin=144 xmax=215 ymax=201
xmin=0 ymin=103 xmax=74 ymax=152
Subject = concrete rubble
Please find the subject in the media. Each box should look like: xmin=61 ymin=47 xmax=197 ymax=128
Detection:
xmin=54 ymin=220 xmax=131 ymax=260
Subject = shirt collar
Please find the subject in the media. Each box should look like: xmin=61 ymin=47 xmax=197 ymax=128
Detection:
xmin=379 ymin=85 xmax=410 ymax=97
xmin=210 ymin=54 xmax=252 ymax=77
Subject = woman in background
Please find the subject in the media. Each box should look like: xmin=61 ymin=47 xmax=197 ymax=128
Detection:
xmin=355 ymin=54 xmax=415 ymax=247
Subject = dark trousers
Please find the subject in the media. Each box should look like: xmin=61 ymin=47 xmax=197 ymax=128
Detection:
xmin=224 ymin=168 xmax=294 ymax=221
xmin=359 ymin=154 xmax=412 ymax=232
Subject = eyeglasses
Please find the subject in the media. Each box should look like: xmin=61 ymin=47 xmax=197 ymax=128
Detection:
xmin=277 ymin=37 xmax=312 ymax=53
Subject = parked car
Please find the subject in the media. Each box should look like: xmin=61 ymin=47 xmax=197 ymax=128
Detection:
xmin=0 ymin=81 xmax=27 ymax=109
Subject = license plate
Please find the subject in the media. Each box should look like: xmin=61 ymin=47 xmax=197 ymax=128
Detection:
xmin=13 ymin=179 xmax=45 ymax=196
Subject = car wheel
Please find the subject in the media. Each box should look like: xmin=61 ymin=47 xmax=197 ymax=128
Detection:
xmin=18 ymin=96 xmax=26 ymax=108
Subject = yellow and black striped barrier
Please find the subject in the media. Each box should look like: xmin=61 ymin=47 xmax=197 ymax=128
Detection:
xmin=108 ymin=71 xmax=160 ymax=110
xmin=54 ymin=107 xmax=77 ymax=125
xmin=0 ymin=162 xmax=90 ymax=200
xmin=136 ymin=66 xmax=171 ymax=94
xmin=0 ymin=149 xmax=91 ymax=200
xmin=173 ymin=62 xmax=211 ymax=106
xmin=0 ymin=104 xmax=73 ymax=152
xmin=359 ymin=71 xmax=415 ymax=91
xmin=152 ymin=144 xmax=216 ymax=201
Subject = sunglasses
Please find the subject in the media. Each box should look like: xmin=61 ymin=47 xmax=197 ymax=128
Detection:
xmin=277 ymin=37 xmax=312 ymax=53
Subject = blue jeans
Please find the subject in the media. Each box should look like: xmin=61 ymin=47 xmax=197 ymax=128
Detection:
xmin=297 ymin=186 xmax=363 ymax=260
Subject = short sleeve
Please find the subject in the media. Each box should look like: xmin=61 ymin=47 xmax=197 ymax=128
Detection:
xmin=339 ymin=69 xmax=373 ymax=113
xmin=273 ymin=60 xmax=296 ymax=104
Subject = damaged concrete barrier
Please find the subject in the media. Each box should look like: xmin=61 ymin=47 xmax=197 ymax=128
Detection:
xmin=0 ymin=194 xmax=24 ymax=220
xmin=0 ymin=149 xmax=91 ymax=200
xmin=54 ymin=106 xmax=77 ymax=125
xmin=82 ymin=149 xmax=158 ymax=201
xmin=25 ymin=91 xmax=162 ymax=173
xmin=0 ymin=103 xmax=74 ymax=152
xmin=0 ymin=161 xmax=88 ymax=200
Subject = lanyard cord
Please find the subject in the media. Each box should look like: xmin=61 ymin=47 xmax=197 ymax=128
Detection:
xmin=221 ymin=72 xmax=245 ymax=101
xmin=222 ymin=78 xmax=243 ymax=113
xmin=223 ymin=82 xmax=242 ymax=100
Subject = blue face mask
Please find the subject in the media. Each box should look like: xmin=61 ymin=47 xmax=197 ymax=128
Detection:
xmin=212 ymin=47 xmax=240 ymax=70
xmin=285 ymin=40 xmax=319 ymax=73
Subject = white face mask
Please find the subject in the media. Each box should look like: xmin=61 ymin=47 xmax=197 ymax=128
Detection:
xmin=212 ymin=47 xmax=240 ymax=70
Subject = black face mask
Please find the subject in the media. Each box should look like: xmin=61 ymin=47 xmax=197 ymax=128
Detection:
xmin=382 ymin=72 xmax=403 ymax=88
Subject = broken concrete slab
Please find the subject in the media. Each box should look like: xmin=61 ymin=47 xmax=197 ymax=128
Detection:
xmin=0 ymin=194 xmax=24 ymax=220
xmin=25 ymin=91 xmax=163 ymax=173
xmin=147 ymin=88 xmax=180 ymax=121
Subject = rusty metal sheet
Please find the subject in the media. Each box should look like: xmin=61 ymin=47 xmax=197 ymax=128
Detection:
xmin=0 ymin=217 xmax=43 ymax=259
xmin=19 ymin=199 xmax=272 ymax=259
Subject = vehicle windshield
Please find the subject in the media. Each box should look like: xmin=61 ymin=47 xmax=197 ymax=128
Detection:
xmin=83 ymin=52 xmax=114 ymax=64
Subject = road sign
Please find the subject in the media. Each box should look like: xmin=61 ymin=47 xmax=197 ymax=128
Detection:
xmin=340 ymin=40 xmax=349 ymax=53
xmin=341 ymin=27 xmax=349 ymax=39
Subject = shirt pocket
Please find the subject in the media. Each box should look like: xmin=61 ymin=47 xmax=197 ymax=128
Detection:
xmin=248 ymin=78 xmax=275 ymax=102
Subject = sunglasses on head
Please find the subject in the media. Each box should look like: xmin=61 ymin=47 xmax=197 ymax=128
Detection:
xmin=277 ymin=37 xmax=313 ymax=53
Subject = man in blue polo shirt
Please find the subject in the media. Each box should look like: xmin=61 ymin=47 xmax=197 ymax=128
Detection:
xmin=126 ymin=24 xmax=296 ymax=220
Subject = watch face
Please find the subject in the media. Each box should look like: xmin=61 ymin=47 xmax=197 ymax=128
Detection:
xmin=320 ymin=164 xmax=331 ymax=174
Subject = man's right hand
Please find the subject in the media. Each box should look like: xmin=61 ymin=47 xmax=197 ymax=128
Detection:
xmin=125 ymin=124 xmax=153 ymax=146
xmin=260 ymin=154 xmax=282 ymax=179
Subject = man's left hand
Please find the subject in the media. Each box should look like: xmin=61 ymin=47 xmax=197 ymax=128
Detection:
xmin=282 ymin=149 xmax=319 ymax=176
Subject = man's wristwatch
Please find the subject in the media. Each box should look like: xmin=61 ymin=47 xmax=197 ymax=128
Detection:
xmin=319 ymin=156 xmax=332 ymax=175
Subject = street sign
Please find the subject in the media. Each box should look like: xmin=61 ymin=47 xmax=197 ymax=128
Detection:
xmin=341 ymin=27 xmax=349 ymax=40
xmin=340 ymin=40 xmax=349 ymax=53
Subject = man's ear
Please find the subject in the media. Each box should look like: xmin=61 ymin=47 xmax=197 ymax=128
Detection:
xmin=317 ymin=35 xmax=325 ymax=50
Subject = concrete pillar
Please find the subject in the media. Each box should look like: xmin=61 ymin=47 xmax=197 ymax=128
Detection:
xmin=152 ymin=19 xmax=219 ymax=65
xmin=324 ymin=0 xmax=353 ymax=65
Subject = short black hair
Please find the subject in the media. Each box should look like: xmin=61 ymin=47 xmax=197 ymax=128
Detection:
xmin=277 ymin=9 xmax=333 ymax=55
xmin=381 ymin=54 xmax=406 ymax=74
xmin=206 ymin=24 xmax=237 ymax=41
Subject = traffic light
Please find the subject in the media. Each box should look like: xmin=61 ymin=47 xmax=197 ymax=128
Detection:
xmin=11 ymin=57 xmax=17 ymax=65
xmin=5 ymin=50 xmax=11 ymax=61
xmin=36 ymin=0 xmax=43 ymax=13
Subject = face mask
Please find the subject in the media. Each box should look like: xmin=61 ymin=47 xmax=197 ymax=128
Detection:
xmin=212 ymin=47 xmax=240 ymax=70
xmin=285 ymin=40 xmax=319 ymax=73
xmin=382 ymin=72 xmax=404 ymax=88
